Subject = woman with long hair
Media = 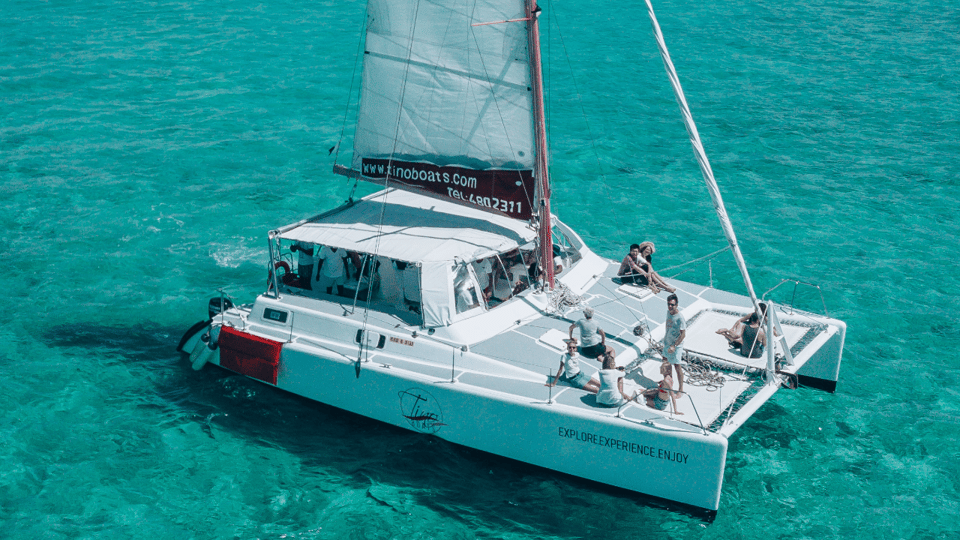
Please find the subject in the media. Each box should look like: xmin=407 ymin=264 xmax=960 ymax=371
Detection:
xmin=637 ymin=241 xmax=676 ymax=294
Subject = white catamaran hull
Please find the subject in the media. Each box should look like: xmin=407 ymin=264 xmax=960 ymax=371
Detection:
xmin=180 ymin=259 xmax=844 ymax=513
xmin=182 ymin=307 xmax=728 ymax=512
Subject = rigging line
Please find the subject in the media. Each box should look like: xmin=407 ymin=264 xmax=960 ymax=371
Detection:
xmin=549 ymin=5 xmax=606 ymax=182
xmin=590 ymin=275 xmax=652 ymax=327
xmin=657 ymin=245 xmax=730 ymax=274
xmin=545 ymin=0 xmax=550 ymax=158
xmin=335 ymin=4 xmax=369 ymax=177
xmin=357 ymin=0 xmax=427 ymax=371
xmin=687 ymin=350 xmax=764 ymax=373
xmin=466 ymin=5 xmax=536 ymax=211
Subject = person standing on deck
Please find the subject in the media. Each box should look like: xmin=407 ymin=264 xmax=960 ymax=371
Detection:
xmin=316 ymin=245 xmax=348 ymax=296
xmin=569 ymin=307 xmax=606 ymax=360
xmin=290 ymin=241 xmax=314 ymax=290
xmin=663 ymin=294 xmax=686 ymax=394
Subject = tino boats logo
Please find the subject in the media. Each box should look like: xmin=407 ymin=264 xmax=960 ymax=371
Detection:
xmin=398 ymin=388 xmax=445 ymax=433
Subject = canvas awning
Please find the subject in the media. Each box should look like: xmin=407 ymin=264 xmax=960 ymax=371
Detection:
xmin=277 ymin=189 xmax=535 ymax=263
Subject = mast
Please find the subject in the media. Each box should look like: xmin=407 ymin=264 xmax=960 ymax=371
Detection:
xmin=526 ymin=0 xmax=554 ymax=289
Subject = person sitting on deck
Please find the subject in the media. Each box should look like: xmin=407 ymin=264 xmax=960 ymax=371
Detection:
xmin=596 ymin=351 xmax=633 ymax=407
xmin=547 ymin=339 xmax=601 ymax=394
xmin=716 ymin=303 xmax=772 ymax=358
xmin=617 ymin=244 xmax=650 ymax=287
xmin=641 ymin=361 xmax=683 ymax=415
xmin=718 ymin=312 xmax=766 ymax=358
xmin=569 ymin=307 xmax=607 ymax=360
xmin=637 ymin=241 xmax=676 ymax=294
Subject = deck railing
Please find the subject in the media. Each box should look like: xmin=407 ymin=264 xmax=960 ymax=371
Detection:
xmin=762 ymin=279 xmax=830 ymax=318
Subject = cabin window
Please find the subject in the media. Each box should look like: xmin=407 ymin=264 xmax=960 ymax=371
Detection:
xmin=552 ymin=226 xmax=582 ymax=270
xmin=465 ymin=249 xmax=537 ymax=309
xmin=454 ymin=265 xmax=482 ymax=314
xmin=492 ymin=250 xmax=531 ymax=302
xmin=271 ymin=240 xmax=424 ymax=324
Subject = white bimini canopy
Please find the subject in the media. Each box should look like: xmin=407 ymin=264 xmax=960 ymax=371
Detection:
xmin=277 ymin=189 xmax=535 ymax=263
xmin=276 ymin=189 xmax=536 ymax=328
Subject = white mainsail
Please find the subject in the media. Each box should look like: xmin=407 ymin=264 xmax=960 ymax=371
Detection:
xmin=347 ymin=0 xmax=538 ymax=219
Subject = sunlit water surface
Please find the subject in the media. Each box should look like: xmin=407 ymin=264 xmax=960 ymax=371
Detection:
xmin=2 ymin=0 xmax=958 ymax=537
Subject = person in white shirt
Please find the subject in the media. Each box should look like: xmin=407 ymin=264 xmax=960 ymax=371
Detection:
xmin=595 ymin=351 xmax=634 ymax=407
xmin=547 ymin=339 xmax=600 ymax=393
xmin=471 ymin=257 xmax=494 ymax=301
xmin=316 ymin=245 xmax=348 ymax=295
xmin=455 ymin=276 xmax=481 ymax=313
xmin=663 ymin=294 xmax=686 ymax=394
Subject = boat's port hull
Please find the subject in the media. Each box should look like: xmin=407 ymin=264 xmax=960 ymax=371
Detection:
xmin=188 ymin=324 xmax=728 ymax=511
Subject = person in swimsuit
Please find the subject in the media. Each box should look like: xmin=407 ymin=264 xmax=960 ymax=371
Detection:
xmin=642 ymin=362 xmax=682 ymax=414
xmin=547 ymin=339 xmax=601 ymax=393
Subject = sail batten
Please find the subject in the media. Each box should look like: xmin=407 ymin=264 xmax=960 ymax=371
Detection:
xmin=364 ymin=51 xmax=532 ymax=92
xmin=352 ymin=0 xmax=537 ymax=219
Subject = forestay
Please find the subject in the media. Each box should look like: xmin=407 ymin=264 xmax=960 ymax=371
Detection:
xmin=349 ymin=0 xmax=537 ymax=219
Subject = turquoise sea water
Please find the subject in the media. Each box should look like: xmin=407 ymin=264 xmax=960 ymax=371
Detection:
xmin=3 ymin=0 xmax=959 ymax=537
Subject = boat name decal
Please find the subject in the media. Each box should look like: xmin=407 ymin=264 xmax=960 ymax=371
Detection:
xmin=361 ymin=158 xmax=534 ymax=220
xmin=558 ymin=427 xmax=689 ymax=464
xmin=390 ymin=336 xmax=415 ymax=347
xmin=399 ymin=388 xmax=445 ymax=433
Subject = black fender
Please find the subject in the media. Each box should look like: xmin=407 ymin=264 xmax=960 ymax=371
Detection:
xmin=177 ymin=319 xmax=211 ymax=352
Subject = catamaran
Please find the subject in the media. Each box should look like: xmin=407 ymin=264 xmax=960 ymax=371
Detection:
xmin=177 ymin=0 xmax=844 ymax=513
